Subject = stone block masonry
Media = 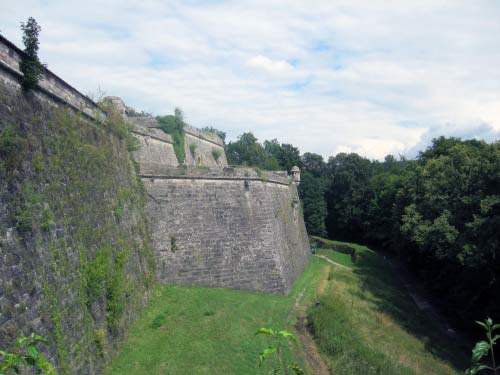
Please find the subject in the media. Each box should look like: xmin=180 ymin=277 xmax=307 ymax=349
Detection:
xmin=184 ymin=125 xmax=228 ymax=167
xmin=0 ymin=34 xmax=101 ymax=120
xmin=128 ymin=116 xmax=179 ymax=174
xmin=0 ymin=36 xmax=155 ymax=375
xmin=0 ymin=31 xmax=311 ymax=375
xmin=142 ymin=168 xmax=310 ymax=294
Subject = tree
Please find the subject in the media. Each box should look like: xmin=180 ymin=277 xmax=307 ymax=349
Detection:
xmin=20 ymin=17 xmax=45 ymax=89
xmin=325 ymin=153 xmax=373 ymax=240
xmin=226 ymin=132 xmax=269 ymax=168
xmin=278 ymin=143 xmax=302 ymax=172
xmin=301 ymin=152 xmax=326 ymax=177
xmin=263 ymin=139 xmax=302 ymax=171
xmin=298 ymin=171 xmax=327 ymax=237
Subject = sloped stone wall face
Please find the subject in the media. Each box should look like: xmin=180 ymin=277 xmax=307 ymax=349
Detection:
xmin=0 ymin=43 xmax=154 ymax=375
xmin=130 ymin=129 xmax=178 ymax=175
xmin=183 ymin=127 xmax=228 ymax=167
xmin=144 ymin=174 xmax=310 ymax=294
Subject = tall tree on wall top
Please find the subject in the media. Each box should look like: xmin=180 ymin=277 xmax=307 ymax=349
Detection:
xmin=20 ymin=17 xmax=46 ymax=89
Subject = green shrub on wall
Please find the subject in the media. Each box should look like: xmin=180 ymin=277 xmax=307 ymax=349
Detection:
xmin=156 ymin=107 xmax=186 ymax=163
xmin=189 ymin=143 xmax=197 ymax=158
xmin=212 ymin=148 xmax=221 ymax=162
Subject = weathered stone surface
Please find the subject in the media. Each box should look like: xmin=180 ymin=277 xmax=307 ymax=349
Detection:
xmin=0 ymin=38 xmax=154 ymax=375
xmin=143 ymin=173 xmax=310 ymax=295
xmin=131 ymin=130 xmax=179 ymax=172
xmin=183 ymin=126 xmax=228 ymax=167
xmin=0 ymin=35 xmax=101 ymax=120
xmin=0 ymin=33 xmax=312 ymax=375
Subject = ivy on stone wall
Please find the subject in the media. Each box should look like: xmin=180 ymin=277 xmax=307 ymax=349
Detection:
xmin=0 ymin=81 xmax=155 ymax=373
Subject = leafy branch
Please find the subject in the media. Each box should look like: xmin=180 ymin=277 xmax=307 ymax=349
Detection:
xmin=0 ymin=333 xmax=58 ymax=375
xmin=466 ymin=318 xmax=500 ymax=375
xmin=255 ymin=328 xmax=304 ymax=375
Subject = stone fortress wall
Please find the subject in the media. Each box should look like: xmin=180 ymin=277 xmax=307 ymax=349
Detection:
xmin=143 ymin=167 xmax=310 ymax=294
xmin=0 ymin=35 xmax=101 ymax=120
xmin=183 ymin=125 xmax=228 ymax=167
xmin=0 ymin=37 xmax=154 ymax=374
xmin=113 ymin=95 xmax=311 ymax=294
xmin=1 ymin=29 xmax=310 ymax=372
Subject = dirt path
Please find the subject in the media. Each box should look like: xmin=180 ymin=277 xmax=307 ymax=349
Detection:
xmin=295 ymin=316 xmax=331 ymax=375
xmin=291 ymin=265 xmax=331 ymax=375
xmin=315 ymin=254 xmax=352 ymax=270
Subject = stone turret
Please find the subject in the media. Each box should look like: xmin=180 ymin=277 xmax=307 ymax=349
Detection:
xmin=291 ymin=165 xmax=301 ymax=184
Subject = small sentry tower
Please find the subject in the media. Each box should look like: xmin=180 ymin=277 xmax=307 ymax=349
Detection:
xmin=291 ymin=165 xmax=301 ymax=185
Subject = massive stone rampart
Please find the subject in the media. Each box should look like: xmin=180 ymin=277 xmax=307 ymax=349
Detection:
xmin=0 ymin=36 xmax=154 ymax=375
xmin=0 ymin=35 xmax=101 ymax=120
xmin=140 ymin=166 xmax=310 ymax=294
xmin=128 ymin=116 xmax=179 ymax=173
xmin=0 ymin=33 xmax=311 ymax=375
xmin=183 ymin=125 xmax=228 ymax=167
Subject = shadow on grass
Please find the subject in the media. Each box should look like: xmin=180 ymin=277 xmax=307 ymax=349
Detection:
xmin=350 ymin=248 xmax=469 ymax=371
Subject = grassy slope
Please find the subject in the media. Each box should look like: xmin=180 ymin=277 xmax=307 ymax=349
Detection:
xmin=310 ymin=238 xmax=467 ymax=375
xmin=105 ymin=238 xmax=468 ymax=375
xmin=104 ymin=258 xmax=325 ymax=375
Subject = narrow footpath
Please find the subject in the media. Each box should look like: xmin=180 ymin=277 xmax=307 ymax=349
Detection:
xmin=291 ymin=264 xmax=331 ymax=375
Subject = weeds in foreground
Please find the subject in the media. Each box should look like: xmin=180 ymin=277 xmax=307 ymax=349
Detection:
xmin=255 ymin=328 xmax=304 ymax=375
xmin=0 ymin=333 xmax=58 ymax=375
xmin=466 ymin=318 xmax=500 ymax=375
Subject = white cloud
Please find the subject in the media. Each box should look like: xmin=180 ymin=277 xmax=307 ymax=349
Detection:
xmin=246 ymin=55 xmax=293 ymax=74
xmin=1 ymin=0 xmax=499 ymax=160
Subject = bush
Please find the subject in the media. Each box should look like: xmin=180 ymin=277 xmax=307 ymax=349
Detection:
xmin=189 ymin=143 xmax=197 ymax=158
xmin=20 ymin=17 xmax=46 ymax=89
xmin=157 ymin=108 xmax=186 ymax=163
xmin=212 ymin=148 xmax=222 ymax=162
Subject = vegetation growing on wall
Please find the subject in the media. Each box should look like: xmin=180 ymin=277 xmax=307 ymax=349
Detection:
xmin=0 ymin=81 xmax=155 ymax=373
xmin=189 ymin=143 xmax=197 ymax=158
xmin=156 ymin=107 xmax=186 ymax=163
xmin=19 ymin=17 xmax=46 ymax=89
xmin=212 ymin=148 xmax=221 ymax=162
xmin=201 ymin=126 xmax=226 ymax=142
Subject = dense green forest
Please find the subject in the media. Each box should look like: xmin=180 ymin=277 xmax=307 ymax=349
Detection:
xmin=226 ymin=133 xmax=500 ymax=330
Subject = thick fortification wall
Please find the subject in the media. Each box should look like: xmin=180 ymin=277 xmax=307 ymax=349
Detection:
xmin=0 ymin=37 xmax=154 ymax=374
xmin=183 ymin=126 xmax=228 ymax=167
xmin=128 ymin=117 xmax=179 ymax=173
xmin=0 ymin=35 xmax=101 ymax=119
xmin=142 ymin=168 xmax=310 ymax=294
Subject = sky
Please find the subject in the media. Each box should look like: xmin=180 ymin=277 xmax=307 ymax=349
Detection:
xmin=1 ymin=0 xmax=499 ymax=160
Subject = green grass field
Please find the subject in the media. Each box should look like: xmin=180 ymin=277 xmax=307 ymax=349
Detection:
xmin=105 ymin=238 xmax=469 ymax=375
xmin=104 ymin=257 xmax=325 ymax=375
xmin=310 ymin=238 xmax=468 ymax=374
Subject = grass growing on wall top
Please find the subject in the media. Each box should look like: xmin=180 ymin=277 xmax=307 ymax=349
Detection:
xmin=104 ymin=258 xmax=324 ymax=375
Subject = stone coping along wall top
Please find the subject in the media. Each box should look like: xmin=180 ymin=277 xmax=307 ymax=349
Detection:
xmin=128 ymin=117 xmax=174 ymax=144
xmin=0 ymin=34 xmax=101 ymax=120
xmin=184 ymin=125 xmax=224 ymax=147
xmin=139 ymin=165 xmax=292 ymax=185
